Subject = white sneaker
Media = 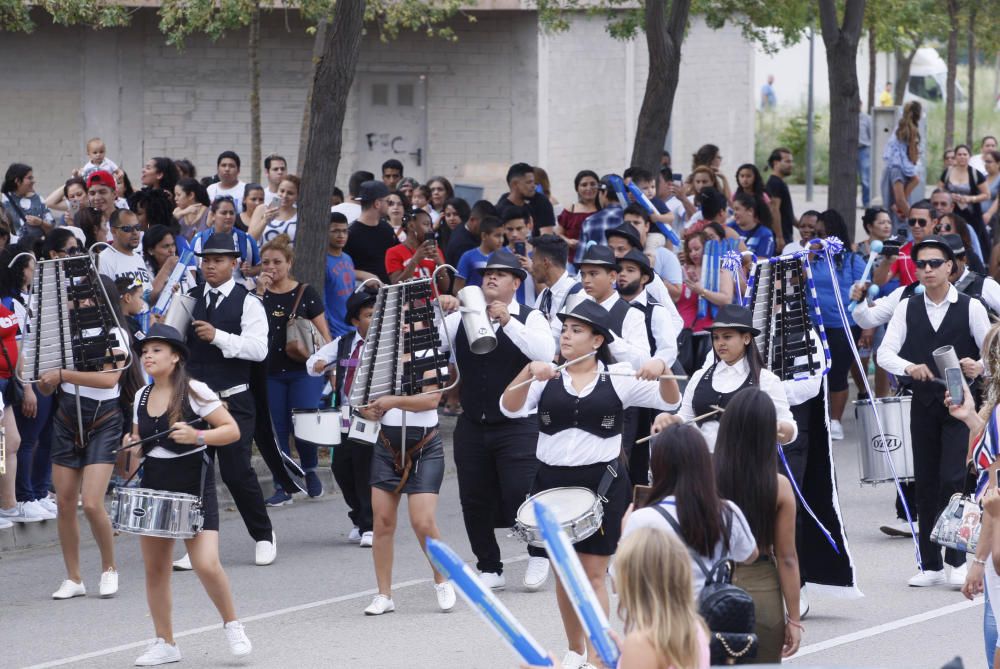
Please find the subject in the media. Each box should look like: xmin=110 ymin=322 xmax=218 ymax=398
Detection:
xmin=880 ymin=521 xmax=915 ymax=537
xmin=908 ymin=569 xmax=946 ymax=587
xmin=348 ymin=526 xmax=362 ymax=543
xmin=0 ymin=503 xmax=42 ymax=523
xmin=435 ymin=582 xmax=456 ymax=611
xmin=364 ymin=594 xmax=395 ymax=615
xmin=255 ymin=532 xmax=277 ymax=566
xmin=134 ymin=638 xmax=181 ymax=666
xmin=523 ymin=557 xmax=550 ymax=591
xmin=26 ymin=499 xmax=56 ymax=520
xmin=224 ymin=621 xmax=252 ymax=657
xmin=100 ymin=568 xmax=119 ymax=598
xmin=37 ymin=497 xmax=58 ymax=515
xmin=172 ymin=554 xmax=193 ymax=571
xmin=478 ymin=570 xmax=506 ymax=590
xmin=949 ymin=563 xmax=969 ymax=588
xmin=359 ymin=531 xmax=373 ymax=548
xmin=562 ymin=649 xmax=587 ymax=669
xmin=829 ymin=420 xmax=844 ymax=440
xmin=52 ymin=579 xmax=86 ymax=600
xmin=0 ymin=515 xmax=12 ymax=529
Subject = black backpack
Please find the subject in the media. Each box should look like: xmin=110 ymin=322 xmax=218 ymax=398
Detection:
xmin=653 ymin=504 xmax=758 ymax=665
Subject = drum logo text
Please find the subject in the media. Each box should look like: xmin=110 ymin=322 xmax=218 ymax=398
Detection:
xmin=872 ymin=434 xmax=902 ymax=453
xmin=132 ymin=508 xmax=146 ymax=518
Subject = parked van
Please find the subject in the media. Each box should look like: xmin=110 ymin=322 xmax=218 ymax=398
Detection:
xmin=905 ymin=47 xmax=966 ymax=105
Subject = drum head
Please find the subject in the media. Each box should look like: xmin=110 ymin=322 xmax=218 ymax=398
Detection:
xmin=517 ymin=487 xmax=598 ymax=526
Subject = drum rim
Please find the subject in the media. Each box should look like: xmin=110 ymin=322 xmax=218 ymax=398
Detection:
xmin=292 ymin=408 xmax=341 ymax=415
xmin=852 ymin=396 xmax=909 ymax=406
xmin=113 ymin=487 xmax=200 ymax=502
xmin=515 ymin=487 xmax=600 ymax=524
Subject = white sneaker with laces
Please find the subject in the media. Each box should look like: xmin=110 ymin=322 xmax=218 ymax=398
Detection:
xmin=0 ymin=515 xmax=12 ymax=530
xmin=255 ymin=531 xmax=277 ymax=566
xmin=523 ymin=557 xmax=550 ymax=591
xmin=435 ymin=582 xmax=456 ymax=611
xmin=172 ymin=554 xmax=193 ymax=571
xmin=479 ymin=570 xmax=506 ymax=590
xmin=26 ymin=499 xmax=56 ymax=520
xmin=364 ymin=594 xmax=396 ymax=615
xmin=348 ymin=526 xmax=362 ymax=543
xmin=100 ymin=568 xmax=119 ymax=598
xmin=908 ymin=569 xmax=945 ymax=587
xmin=52 ymin=579 xmax=87 ymax=600
xmin=949 ymin=563 xmax=969 ymax=588
xmin=829 ymin=419 xmax=845 ymax=440
xmin=224 ymin=621 xmax=252 ymax=657
xmin=134 ymin=638 xmax=181 ymax=666
xmin=0 ymin=503 xmax=41 ymax=523
xmin=359 ymin=531 xmax=373 ymax=548
xmin=562 ymin=649 xmax=587 ymax=669
xmin=37 ymin=497 xmax=58 ymax=515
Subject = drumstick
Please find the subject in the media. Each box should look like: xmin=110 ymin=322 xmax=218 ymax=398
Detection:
xmin=603 ymin=371 xmax=688 ymax=380
xmin=634 ymin=405 xmax=726 ymax=445
xmin=507 ymin=351 xmax=597 ymax=391
xmin=113 ymin=418 xmax=207 ymax=454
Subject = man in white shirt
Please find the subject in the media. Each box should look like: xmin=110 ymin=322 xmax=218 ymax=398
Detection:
xmin=330 ymin=170 xmax=371 ymax=222
xmin=263 ymin=154 xmax=287 ymax=206
xmin=877 ymin=235 xmax=991 ymax=588
xmin=530 ymin=234 xmax=582 ymax=346
xmin=206 ymin=151 xmax=247 ymax=212
xmin=98 ymin=209 xmax=152 ymax=299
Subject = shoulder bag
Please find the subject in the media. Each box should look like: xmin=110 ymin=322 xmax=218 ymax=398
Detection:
xmin=931 ymin=465 xmax=981 ymax=554
xmin=285 ymin=283 xmax=323 ymax=363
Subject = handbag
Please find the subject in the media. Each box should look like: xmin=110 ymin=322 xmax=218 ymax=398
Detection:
xmin=284 ymin=283 xmax=323 ymax=363
xmin=930 ymin=465 xmax=981 ymax=554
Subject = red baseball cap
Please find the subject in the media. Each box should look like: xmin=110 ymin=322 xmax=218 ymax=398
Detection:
xmin=86 ymin=170 xmax=116 ymax=191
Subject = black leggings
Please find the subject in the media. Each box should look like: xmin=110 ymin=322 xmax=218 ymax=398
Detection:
xmin=826 ymin=325 xmax=862 ymax=393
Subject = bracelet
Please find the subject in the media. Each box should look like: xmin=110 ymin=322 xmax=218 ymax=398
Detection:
xmin=974 ymin=557 xmax=988 ymax=567
xmin=786 ymin=618 xmax=805 ymax=631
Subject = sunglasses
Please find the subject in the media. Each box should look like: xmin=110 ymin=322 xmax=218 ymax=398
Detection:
xmin=61 ymin=246 xmax=82 ymax=256
xmin=113 ymin=225 xmax=141 ymax=234
xmin=914 ymin=258 xmax=948 ymax=269
xmin=908 ymin=218 xmax=930 ymax=227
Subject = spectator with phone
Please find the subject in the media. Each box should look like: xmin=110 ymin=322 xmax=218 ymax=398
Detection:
xmin=501 ymin=206 xmax=537 ymax=306
xmin=385 ymin=209 xmax=448 ymax=292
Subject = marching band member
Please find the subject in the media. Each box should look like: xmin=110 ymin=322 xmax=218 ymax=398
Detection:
xmin=530 ymin=234 xmax=583 ymax=345
xmin=603 ymin=222 xmax=684 ymax=335
xmin=877 ymin=234 xmax=990 ymax=587
xmin=654 ymin=305 xmax=797 ymax=452
xmin=306 ymin=288 xmax=378 ymax=546
xmin=501 ymin=300 xmax=680 ymax=669
xmin=43 ymin=276 xmax=140 ymax=601
xmin=174 ymin=232 xmax=276 ymax=570
xmin=437 ymin=249 xmax=556 ymax=592
xmin=122 ymin=324 xmax=251 ymax=665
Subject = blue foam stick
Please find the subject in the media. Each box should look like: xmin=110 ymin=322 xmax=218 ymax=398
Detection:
xmin=623 ymin=181 xmax=682 ymax=246
xmin=425 ymin=539 xmax=553 ymax=667
xmin=535 ymin=501 xmax=620 ymax=668
xmin=606 ymin=175 xmax=629 ymax=210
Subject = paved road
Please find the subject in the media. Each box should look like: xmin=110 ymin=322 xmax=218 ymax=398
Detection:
xmin=2 ymin=409 xmax=986 ymax=669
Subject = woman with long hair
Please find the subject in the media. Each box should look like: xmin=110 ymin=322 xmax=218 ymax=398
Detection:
xmin=674 ymin=230 xmax=734 ymax=374
xmin=556 ymin=170 xmax=600 ymax=261
xmin=128 ymin=188 xmax=177 ymax=234
xmin=121 ymin=324 xmax=251 ymax=664
xmin=936 ymin=212 xmax=986 ymax=274
xmin=624 ymin=424 xmax=758 ymax=595
xmin=255 ymin=234 xmax=331 ymax=504
xmin=714 ymin=387 xmax=802 ymax=663
xmin=940 ymin=144 xmax=991 ymax=253
xmin=502 ymin=300 xmax=680 ymax=669
xmin=382 ymin=191 xmax=411 ymax=243
xmin=854 ymin=207 xmax=895 ymax=397
xmin=426 ymin=176 xmax=454 ymax=225
xmin=143 ymin=226 xmax=196 ymax=305
xmin=173 ymin=178 xmax=211 ymax=242
xmin=438 ymin=197 xmax=470 ymax=253
xmin=249 ymin=175 xmax=299 ymax=244
xmin=140 ymin=157 xmax=180 ymax=198
xmin=44 ymin=177 xmax=89 ymax=227
xmin=692 ymin=144 xmax=731 ymax=200
xmin=734 ymin=163 xmax=770 ymax=205
xmin=2 ymin=163 xmax=53 ymax=242
xmin=0 ymin=246 xmax=32 ymax=525
xmin=238 ymin=183 xmax=266 ymax=233
xmin=882 ymin=100 xmax=922 ymax=223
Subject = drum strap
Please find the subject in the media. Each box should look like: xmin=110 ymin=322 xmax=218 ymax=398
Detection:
xmin=596 ymin=464 xmax=618 ymax=503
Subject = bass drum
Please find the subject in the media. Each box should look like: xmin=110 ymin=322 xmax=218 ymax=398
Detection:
xmin=853 ymin=396 xmax=915 ymax=485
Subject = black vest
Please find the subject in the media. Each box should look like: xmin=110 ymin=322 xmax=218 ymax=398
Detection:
xmin=454 ymin=305 xmax=533 ymax=425
xmin=955 ymin=270 xmax=997 ymax=319
xmin=136 ymin=385 xmax=201 ymax=456
xmin=537 ymin=371 xmax=623 ymax=437
xmin=627 ymin=292 xmax=660 ymax=356
xmin=692 ymin=361 xmax=756 ymax=421
xmin=898 ymin=292 xmax=978 ymax=406
xmin=186 ymin=284 xmax=252 ymax=391
xmin=604 ymin=297 xmax=634 ymax=337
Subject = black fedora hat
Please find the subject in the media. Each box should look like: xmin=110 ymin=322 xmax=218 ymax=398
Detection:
xmin=706 ymin=304 xmax=760 ymax=336
xmin=605 ymin=222 xmax=642 ymax=250
xmin=136 ymin=323 xmax=189 ymax=359
xmin=941 ymin=233 xmax=966 ymax=257
xmin=345 ymin=287 xmax=378 ymax=323
xmin=475 ymin=248 xmax=528 ymax=280
xmin=913 ymin=234 xmax=957 ymax=263
xmin=196 ymin=231 xmax=240 ymax=257
xmin=578 ymin=244 xmax=620 ymax=270
xmin=557 ymin=299 xmax=615 ymax=344
xmin=617 ymin=248 xmax=654 ymax=281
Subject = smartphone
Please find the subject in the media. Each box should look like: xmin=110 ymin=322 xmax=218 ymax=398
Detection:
xmin=672 ymin=172 xmax=683 ymax=184
xmin=632 ymin=484 xmax=653 ymax=508
xmin=945 ymin=367 xmax=965 ymax=406
xmin=514 ymin=241 xmax=526 ymax=257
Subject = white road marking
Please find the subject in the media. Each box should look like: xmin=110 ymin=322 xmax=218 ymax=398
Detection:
xmin=791 ymin=598 xmax=983 ymax=659
xmin=23 ymin=556 xmax=529 ymax=669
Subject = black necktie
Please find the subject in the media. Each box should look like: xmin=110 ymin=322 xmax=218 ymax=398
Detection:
xmin=206 ymin=290 xmax=220 ymax=321
xmin=540 ymin=289 xmax=552 ymax=318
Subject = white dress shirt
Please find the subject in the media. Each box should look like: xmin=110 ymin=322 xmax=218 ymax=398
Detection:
xmin=500 ymin=361 xmax=680 ymax=466
xmin=534 ymin=270 xmax=581 ymax=344
xmin=958 ymin=268 xmax=1000 ymax=314
xmin=202 ymin=278 xmax=268 ymax=362
xmin=598 ymin=292 xmax=652 ymax=370
xmin=679 ymin=355 xmax=797 ymax=451
xmin=878 ymin=284 xmax=991 ymax=377
xmin=645 ymin=274 xmax=685 ymax=334
xmin=852 ymin=285 xmax=908 ymax=329
xmin=306 ymin=332 xmax=361 ymax=377
xmin=629 ymin=289 xmax=679 ymax=368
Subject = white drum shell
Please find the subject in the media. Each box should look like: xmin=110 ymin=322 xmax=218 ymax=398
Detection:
xmin=162 ymin=294 xmax=197 ymax=338
xmin=292 ymin=409 xmax=343 ymax=446
xmin=110 ymin=487 xmax=203 ymax=539
xmin=512 ymin=487 xmax=604 ymax=548
xmin=853 ymin=396 xmax=915 ymax=484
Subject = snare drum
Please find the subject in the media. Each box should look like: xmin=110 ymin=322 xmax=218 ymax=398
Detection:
xmin=853 ymin=396 xmax=915 ymax=485
xmin=110 ymin=487 xmax=204 ymax=539
xmin=512 ymin=487 xmax=603 ymax=548
xmin=292 ymin=408 xmax=343 ymax=446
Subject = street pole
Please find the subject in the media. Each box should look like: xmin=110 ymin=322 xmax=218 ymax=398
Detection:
xmin=806 ymin=27 xmax=815 ymax=202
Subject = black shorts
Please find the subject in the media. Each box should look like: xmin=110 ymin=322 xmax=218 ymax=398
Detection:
xmin=141 ymin=451 xmax=219 ymax=532
xmin=826 ymin=325 xmax=862 ymax=393
xmin=51 ymin=393 xmax=123 ymax=469
xmin=370 ymin=426 xmax=445 ymax=495
xmin=529 ymin=459 xmax=630 ymax=557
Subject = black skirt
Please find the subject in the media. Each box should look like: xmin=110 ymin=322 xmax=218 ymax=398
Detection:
xmin=370 ymin=426 xmax=445 ymax=495
xmin=51 ymin=393 xmax=123 ymax=469
xmin=141 ymin=451 xmax=219 ymax=532
xmin=529 ymin=459 xmax=630 ymax=556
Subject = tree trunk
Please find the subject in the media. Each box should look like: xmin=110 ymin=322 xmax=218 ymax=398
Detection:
xmin=294 ymin=1 xmax=365 ymax=290
xmin=819 ymin=0 xmax=865 ymax=236
xmin=248 ymin=4 xmax=262 ymax=183
xmin=966 ymin=6 xmax=976 ymax=146
xmin=297 ymin=19 xmax=328 ymax=175
xmin=629 ymin=0 xmax=691 ymax=173
xmin=944 ymin=0 xmax=959 ymax=150
xmin=894 ymin=46 xmax=918 ymax=105
xmin=867 ymin=26 xmax=875 ymax=111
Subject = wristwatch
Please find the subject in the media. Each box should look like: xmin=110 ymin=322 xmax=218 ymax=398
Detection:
xmin=196 ymin=430 xmax=206 ymax=447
